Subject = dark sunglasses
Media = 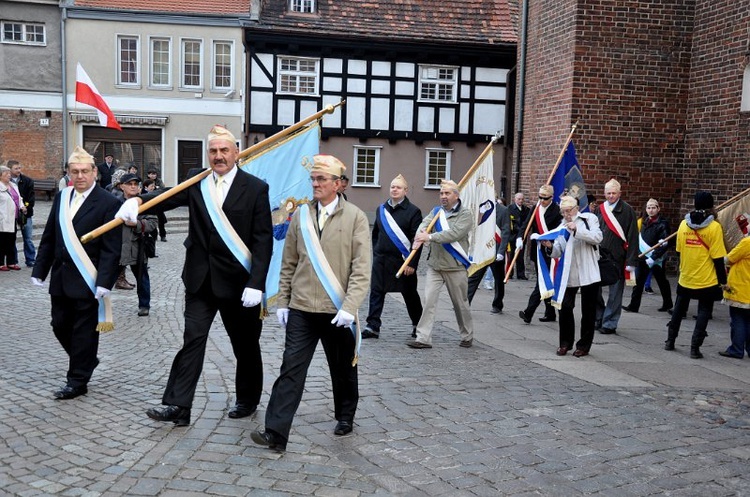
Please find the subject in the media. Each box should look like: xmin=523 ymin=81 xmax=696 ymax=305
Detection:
xmin=538 ymin=195 xmax=552 ymax=200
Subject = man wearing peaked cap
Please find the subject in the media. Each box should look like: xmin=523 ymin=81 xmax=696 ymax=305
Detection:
xmin=32 ymin=145 xmax=123 ymax=400
xmin=407 ymin=178 xmax=474 ymax=349
xmin=362 ymin=174 xmax=424 ymax=340
xmin=115 ymin=125 xmax=273 ymax=426
xmin=252 ymin=153 xmax=371 ymax=450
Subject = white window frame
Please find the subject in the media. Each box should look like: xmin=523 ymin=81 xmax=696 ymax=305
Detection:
xmin=1 ymin=21 xmax=46 ymax=46
xmin=352 ymin=146 xmax=382 ymax=187
xmin=180 ymin=38 xmax=203 ymax=90
xmin=424 ymin=148 xmax=452 ymax=188
xmin=278 ymin=56 xmax=319 ymax=95
xmin=149 ymin=36 xmax=172 ymax=89
xmin=116 ymin=35 xmax=140 ymax=86
xmin=418 ymin=65 xmax=458 ymax=103
xmin=289 ymin=0 xmax=315 ymax=13
xmin=212 ymin=40 xmax=234 ymax=92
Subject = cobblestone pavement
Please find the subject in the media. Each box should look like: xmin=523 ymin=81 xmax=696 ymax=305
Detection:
xmin=2 ymin=201 xmax=750 ymax=496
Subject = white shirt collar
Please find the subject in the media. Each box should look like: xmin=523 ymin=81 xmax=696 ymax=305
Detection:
xmin=318 ymin=195 xmax=340 ymax=215
xmin=214 ymin=165 xmax=238 ymax=187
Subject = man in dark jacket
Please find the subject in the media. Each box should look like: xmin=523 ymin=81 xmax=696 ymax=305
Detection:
xmin=97 ymin=153 xmax=116 ymax=188
xmin=362 ymin=174 xmax=423 ymax=339
xmin=467 ymin=197 xmax=511 ymax=313
xmin=508 ymin=192 xmax=530 ymax=279
xmin=8 ymin=160 xmax=36 ymax=266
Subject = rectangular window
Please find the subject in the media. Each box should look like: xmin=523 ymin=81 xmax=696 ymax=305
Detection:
xmin=1 ymin=21 xmax=45 ymax=45
xmin=117 ymin=35 xmax=139 ymax=85
xmin=150 ymin=37 xmax=171 ymax=87
xmin=278 ymin=56 xmax=319 ymax=95
xmin=419 ymin=65 xmax=458 ymax=103
xmin=182 ymin=39 xmax=202 ymax=88
xmin=353 ymin=147 xmax=381 ymax=186
xmin=213 ymin=41 xmax=233 ymax=90
xmin=289 ymin=0 xmax=315 ymax=13
xmin=425 ymin=149 xmax=452 ymax=187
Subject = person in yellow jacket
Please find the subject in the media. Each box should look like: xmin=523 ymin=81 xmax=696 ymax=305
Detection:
xmin=719 ymin=213 xmax=750 ymax=359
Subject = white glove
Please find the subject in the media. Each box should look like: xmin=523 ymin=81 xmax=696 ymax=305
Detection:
xmin=95 ymin=286 xmax=110 ymax=299
xmin=331 ymin=309 xmax=355 ymax=328
xmin=115 ymin=198 xmax=140 ymax=224
xmin=645 ymin=257 xmax=655 ymax=268
xmin=625 ymin=266 xmax=636 ymax=275
xmin=241 ymin=288 xmax=263 ymax=307
xmin=495 ymin=253 xmax=504 ymax=261
xmin=658 ymin=238 xmax=668 ymax=247
xmin=30 ymin=277 xmax=45 ymax=287
xmin=276 ymin=308 xmax=289 ymax=329
xmin=515 ymin=237 xmax=523 ymax=250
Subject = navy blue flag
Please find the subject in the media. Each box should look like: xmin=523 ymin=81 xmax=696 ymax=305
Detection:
xmin=550 ymin=141 xmax=589 ymax=212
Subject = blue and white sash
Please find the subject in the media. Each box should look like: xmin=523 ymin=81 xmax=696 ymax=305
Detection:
xmin=531 ymin=223 xmax=570 ymax=309
xmin=431 ymin=206 xmax=471 ymax=269
xmin=298 ymin=204 xmax=361 ymax=366
xmin=378 ymin=204 xmax=410 ymax=258
xmin=58 ymin=187 xmax=114 ymax=332
xmin=200 ymin=176 xmax=252 ymax=274
xmin=638 ymin=233 xmax=663 ymax=266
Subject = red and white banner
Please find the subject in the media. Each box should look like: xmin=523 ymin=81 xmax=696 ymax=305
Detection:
xmin=75 ymin=63 xmax=121 ymax=131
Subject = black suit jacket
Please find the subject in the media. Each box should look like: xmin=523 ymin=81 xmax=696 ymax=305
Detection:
xmin=15 ymin=173 xmax=35 ymax=217
xmin=508 ymin=202 xmax=529 ymax=239
xmin=520 ymin=202 xmax=563 ymax=263
xmin=32 ymin=186 xmax=123 ymax=298
xmin=144 ymin=167 xmax=273 ymax=299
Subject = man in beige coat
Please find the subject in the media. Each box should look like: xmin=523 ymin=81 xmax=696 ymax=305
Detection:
xmin=407 ymin=179 xmax=474 ymax=349
xmin=252 ymin=155 xmax=371 ymax=452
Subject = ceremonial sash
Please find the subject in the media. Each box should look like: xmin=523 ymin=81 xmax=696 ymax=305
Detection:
xmin=533 ymin=203 xmax=558 ymax=291
xmin=638 ymin=232 xmax=663 ymax=266
xmin=378 ymin=204 xmax=410 ymax=258
xmin=600 ymin=202 xmax=635 ymax=284
xmin=531 ymin=224 xmax=570 ymax=308
xmin=534 ymin=202 xmax=549 ymax=234
xmin=58 ymin=187 xmax=114 ymax=332
xmin=200 ymin=176 xmax=252 ymax=274
xmin=431 ymin=206 xmax=471 ymax=269
xmin=299 ymin=204 xmax=361 ymax=366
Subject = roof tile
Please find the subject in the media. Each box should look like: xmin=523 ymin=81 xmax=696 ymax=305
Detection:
xmin=73 ymin=0 xmax=252 ymax=16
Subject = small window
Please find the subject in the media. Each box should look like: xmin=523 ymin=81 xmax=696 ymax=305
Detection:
xmin=425 ymin=149 xmax=452 ymax=187
xmin=182 ymin=39 xmax=203 ymax=89
xmin=289 ymin=0 xmax=315 ymax=13
xmin=150 ymin=37 xmax=171 ymax=87
xmin=213 ymin=41 xmax=233 ymax=90
xmin=1 ymin=21 xmax=46 ymax=46
xmin=278 ymin=56 xmax=319 ymax=95
xmin=353 ymin=147 xmax=381 ymax=186
xmin=419 ymin=65 xmax=458 ymax=103
xmin=117 ymin=35 xmax=139 ymax=85
xmin=742 ymin=63 xmax=750 ymax=112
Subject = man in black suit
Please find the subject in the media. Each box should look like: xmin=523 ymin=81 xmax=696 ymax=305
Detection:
xmin=116 ymin=125 xmax=273 ymax=426
xmin=8 ymin=160 xmax=36 ymax=267
xmin=517 ymin=184 xmax=563 ymax=324
xmin=508 ymin=192 xmax=530 ymax=279
xmin=31 ymin=146 xmax=123 ymax=400
xmin=97 ymin=153 xmax=117 ymax=188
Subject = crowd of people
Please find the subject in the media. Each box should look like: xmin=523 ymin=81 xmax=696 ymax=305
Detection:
xmin=14 ymin=125 xmax=749 ymax=453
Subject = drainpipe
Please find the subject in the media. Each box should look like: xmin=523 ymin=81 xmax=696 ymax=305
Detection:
xmin=514 ymin=0 xmax=529 ymax=193
xmin=61 ymin=6 xmax=69 ymax=163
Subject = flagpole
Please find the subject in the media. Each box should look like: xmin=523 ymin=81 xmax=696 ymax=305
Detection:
xmin=81 ymin=100 xmax=345 ymax=244
xmin=503 ymin=120 xmax=579 ymax=283
xmin=639 ymin=185 xmax=750 ymax=257
xmin=395 ymin=134 xmax=500 ymax=278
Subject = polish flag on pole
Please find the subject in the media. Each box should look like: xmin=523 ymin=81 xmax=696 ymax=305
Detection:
xmin=75 ymin=63 xmax=122 ymax=130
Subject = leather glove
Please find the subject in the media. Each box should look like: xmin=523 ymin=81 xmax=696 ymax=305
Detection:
xmin=31 ymin=276 xmax=45 ymax=287
xmin=241 ymin=288 xmax=262 ymax=307
xmin=515 ymin=237 xmax=523 ymax=250
xmin=625 ymin=266 xmax=636 ymax=275
xmin=645 ymin=257 xmax=655 ymax=268
xmin=95 ymin=286 xmax=110 ymax=299
xmin=495 ymin=253 xmax=504 ymax=261
xmin=115 ymin=198 xmax=140 ymax=224
xmin=276 ymin=308 xmax=289 ymax=329
xmin=331 ymin=309 xmax=355 ymax=328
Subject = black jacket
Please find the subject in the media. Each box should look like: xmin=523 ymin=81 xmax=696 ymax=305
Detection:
xmin=14 ymin=173 xmax=35 ymax=217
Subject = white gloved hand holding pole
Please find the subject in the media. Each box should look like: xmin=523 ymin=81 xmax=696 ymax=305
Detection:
xmin=515 ymin=237 xmax=523 ymax=250
xmin=115 ymin=197 xmax=141 ymax=225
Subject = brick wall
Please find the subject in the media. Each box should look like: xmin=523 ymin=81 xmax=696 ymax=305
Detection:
xmin=0 ymin=109 xmax=64 ymax=180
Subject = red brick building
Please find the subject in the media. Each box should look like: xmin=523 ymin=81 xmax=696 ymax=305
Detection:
xmin=515 ymin=0 xmax=750 ymax=222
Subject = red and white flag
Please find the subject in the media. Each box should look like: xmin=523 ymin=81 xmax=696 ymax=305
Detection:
xmin=75 ymin=63 xmax=121 ymax=131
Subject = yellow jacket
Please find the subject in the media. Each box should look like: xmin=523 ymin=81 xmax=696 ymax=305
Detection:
xmin=725 ymin=236 xmax=750 ymax=306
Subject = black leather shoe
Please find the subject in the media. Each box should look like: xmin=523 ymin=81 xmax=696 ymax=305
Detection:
xmin=361 ymin=327 xmax=380 ymax=339
xmin=519 ymin=311 xmax=531 ymax=324
xmin=251 ymin=430 xmax=286 ymax=452
xmin=599 ymin=327 xmax=616 ymax=335
xmin=138 ymin=307 xmax=150 ymax=316
xmin=146 ymin=405 xmax=191 ymax=426
xmin=490 ymin=307 xmax=502 ymax=314
xmin=54 ymin=384 xmax=87 ymax=400
xmin=621 ymin=305 xmax=636 ymax=313
xmin=658 ymin=305 xmax=672 ymax=312
xmin=228 ymin=403 xmax=257 ymax=419
xmin=334 ymin=420 xmax=353 ymax=436
xmin=539 ymin=315 xmax=556 ymax=322
xmin=664 ymin=340 xmax=675 ymax=351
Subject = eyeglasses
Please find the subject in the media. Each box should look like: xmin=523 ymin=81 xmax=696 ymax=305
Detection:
xmin=309 ymin=176 xmax=338 ymax=184
xmin=538 ymin=196 xmax=552 ymax=200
